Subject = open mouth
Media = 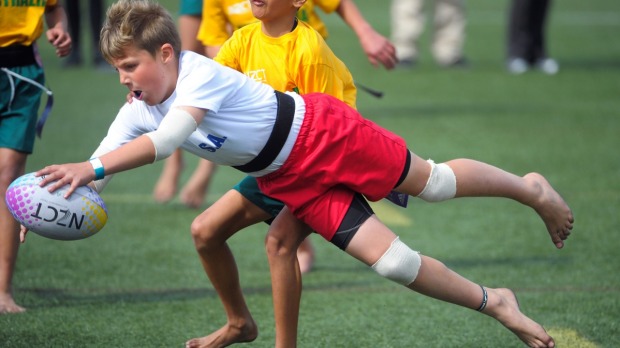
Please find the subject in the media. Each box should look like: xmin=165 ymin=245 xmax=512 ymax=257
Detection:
xmin=133 ymin=90 xmax=143 ymax=100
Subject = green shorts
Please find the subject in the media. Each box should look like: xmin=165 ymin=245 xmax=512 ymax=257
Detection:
xmin=0 ymin=64 xmax=45 ymax=153
xmin=179 ymin=0 xmax=202 ymax=16
xmin=233 ymin=175 xmax=285 ymax=218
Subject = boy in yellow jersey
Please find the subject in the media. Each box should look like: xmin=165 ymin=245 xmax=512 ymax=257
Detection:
xmin=152 ymin=0 xmax=395 ymax=219
xmin=199 ymin=0 xmax=397 ymax=68
xmin=1 ymin=0 xmax=71 ymax=314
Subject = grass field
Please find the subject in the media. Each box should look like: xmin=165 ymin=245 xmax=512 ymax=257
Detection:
xmin=2 ymin=0 xmax=619 ymax=347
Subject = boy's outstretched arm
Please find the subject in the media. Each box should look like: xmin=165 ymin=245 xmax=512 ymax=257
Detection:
xmin=36 ymin=134 xmax=157 ymax=197
xmin=36 ymin=106 xmax=203 ymax=197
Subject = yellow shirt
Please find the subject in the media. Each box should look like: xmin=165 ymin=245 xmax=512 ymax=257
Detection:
xmin=198 ymin=0 xmax=340 ymax=47
xmin=215 ymin=21 xmax=356 ymax=109
xmin=0 ymin=0 xmax=58 ymax=47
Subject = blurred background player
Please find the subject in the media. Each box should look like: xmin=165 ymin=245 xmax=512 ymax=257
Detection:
xmin=0 ymin=0 xmax=71 ymax=314
xmin=390 ymin=0 xmax=467 ymax=68
xmin=62 ymin=0 xmax=107 ymax=70
xmin=506 ymin=0 xmax=559 ymax=75
xmin=153 ymin=0 xmax=397 ymax=274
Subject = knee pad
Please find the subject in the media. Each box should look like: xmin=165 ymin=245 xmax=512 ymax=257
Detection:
xmin=371 ymin=237 xmax=421 ymax=286
xmin=417 ymin=159 xmax=456 ymax=202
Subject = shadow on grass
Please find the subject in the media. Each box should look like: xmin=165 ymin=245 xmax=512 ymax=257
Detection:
xmin=17 ymin=280 xmax=380 ymax=309
xmin=18 ymin=287 xmax=217 ymax=309
xmin=18 ymin=255 xmax=578 ymax=308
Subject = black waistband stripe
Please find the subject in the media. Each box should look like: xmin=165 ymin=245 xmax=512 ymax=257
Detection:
xmin=233 ymin=91 xmax=296 ymax=173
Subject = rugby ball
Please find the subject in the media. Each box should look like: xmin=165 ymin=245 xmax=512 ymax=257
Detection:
xmin=5 ymin=172 xmax=108 ymax=240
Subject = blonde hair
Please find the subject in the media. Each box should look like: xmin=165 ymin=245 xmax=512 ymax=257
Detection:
xmin=100 ymin=0 xmax=181 ymax=62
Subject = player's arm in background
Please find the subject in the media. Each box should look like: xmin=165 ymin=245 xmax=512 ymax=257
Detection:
xmin=198 ymin=0 xmax=231 ymax=58
xmin=44 ymin=1 xmax=72 ymax=57
xmin=334 ymin=0 xmax=397 ymax=69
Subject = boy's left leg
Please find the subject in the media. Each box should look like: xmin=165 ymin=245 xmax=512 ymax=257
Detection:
xmin=344 ymin=215 xmax=555 ymax=347
xmin=265 ymin=208 xmax=312 ymax=348
xmin=266 ymin=204 xmax=555 ymax=347
xmin=186 ymin=190 xmax=267 ymax=348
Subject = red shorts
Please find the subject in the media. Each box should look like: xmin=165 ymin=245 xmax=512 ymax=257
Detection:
xmin=257 ymin=93 xmax=408 ymax=241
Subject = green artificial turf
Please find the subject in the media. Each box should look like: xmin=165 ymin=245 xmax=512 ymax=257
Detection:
xmin=1 ymin=0 xmax=619 ymax=347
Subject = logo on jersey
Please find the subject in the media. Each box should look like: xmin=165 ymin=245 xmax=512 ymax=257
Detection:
xmin=199 ymin=134 xmax=227 ymax=152
xmin=246 ymin=69 xmax=266 ymax=83
xmin=227 ymin=1 xmax=251 ymax=15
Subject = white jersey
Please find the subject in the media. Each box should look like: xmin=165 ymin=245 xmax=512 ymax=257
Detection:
xmin=95 ymin=51 xmax=305 ymax=177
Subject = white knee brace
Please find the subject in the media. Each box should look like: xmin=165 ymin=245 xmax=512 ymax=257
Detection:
xmin=417 ymin=159 xmax=457 ymax=202
xmin=371 ymin=237 xmax=421 ymax=286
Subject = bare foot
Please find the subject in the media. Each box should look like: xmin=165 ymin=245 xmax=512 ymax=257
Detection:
xmin=483 ymin=288 xmax=555 ymax=348
xmin=297 ymin=238 xmax=315 ymax=275
xmin=523 ymin=173 xmax=574 ymax=249
xmin=180 ymin=161 xmax=216 ymax=209
xmin=153 ymin=156 xmax=184 ymax=204
xmin=0 ymin=294 xmax=25 ymax=314
xmin=179 ymin=176 xmax=209 ymax=209
xmin=185 ymin=321 xmax=258 ymax=348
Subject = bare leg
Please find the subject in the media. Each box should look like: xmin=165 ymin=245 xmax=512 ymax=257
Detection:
xmin=154 ymin=13 xmax=204 ymax=206
xmin=412 ymin=259 xmax=554 ymax=347
xmin=265 ymin=207 xmax=312 ymax=348
xmin=180 ymin=160 xmax=217 ymax=209
xmin=345 ymin=216 xmax=555 ymax=347
xmin=0 ymin=149 xmax=27 ymax=314
xmin=186 ymin=190 xmax=271 ymax=348
xmin=296 ymin=237 xmax=314 ymax=274
xmin=153 ymin=149 xmax=184 ymax=204
xmin=398 ymin=154 xmax=574 ymax=248
xmin=178 ymin=14 xmax=204 ymax=54
xmin=264 ymin=153 xmax=570 ymax=346
xmin=266 ymin=212 xmax=555 ymax=347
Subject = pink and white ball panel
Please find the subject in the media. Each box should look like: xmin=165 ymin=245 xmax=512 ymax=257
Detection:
xmin=5 ymin=172 xmax=108 ymax=240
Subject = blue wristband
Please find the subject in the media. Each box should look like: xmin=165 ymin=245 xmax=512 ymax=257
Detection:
xmin=89 ymin=157 xmax=105 ymax=180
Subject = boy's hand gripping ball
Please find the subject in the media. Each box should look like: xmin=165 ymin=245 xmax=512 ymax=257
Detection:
xmin=5 ymin=172 xmax=108 ymax=240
